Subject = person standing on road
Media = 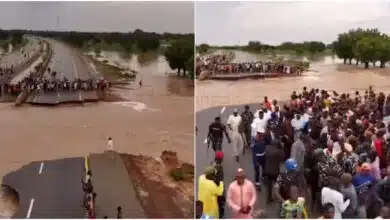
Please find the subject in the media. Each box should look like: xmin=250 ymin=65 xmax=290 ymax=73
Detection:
xmin=212 ymin=151 xmax=225 ymax=218
xmin=251 ymin=127 xmax=268 ymax=188
xmin=264 ymin=139 xmax=285 ymax=204
xmin=207 ymin=117 xmax=231 ymax=152
xmin=198 ymin=166 xmax=224 ymax=218
xmin=290 ymin=133 xmax=307 ymax=172
xmin=227 ymin=109 xmax=244 ymax=162
xmin=240 ymin=105 xmax=254 ymax=151
xmin=227 ymin=168 xmax=257 ymax=219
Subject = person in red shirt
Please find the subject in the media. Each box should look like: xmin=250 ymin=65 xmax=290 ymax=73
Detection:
xmin=264 ymin=96 xmax=272 ymax=110
xmin=375 ymin=130 xmax=386 ymax=169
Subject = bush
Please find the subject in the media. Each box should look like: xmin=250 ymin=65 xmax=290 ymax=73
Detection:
xmin=169 ymin=168 xmax=185 ymax=181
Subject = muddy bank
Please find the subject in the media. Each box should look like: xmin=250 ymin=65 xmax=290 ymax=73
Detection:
xmin=121 ymin=151 xmax=194 ymax=218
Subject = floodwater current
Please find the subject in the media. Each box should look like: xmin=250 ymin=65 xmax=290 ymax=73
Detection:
xmin=0 ymin=51 xmax=194 ymax=179
xmin=196 ymin=50 xmax=390 ymax=111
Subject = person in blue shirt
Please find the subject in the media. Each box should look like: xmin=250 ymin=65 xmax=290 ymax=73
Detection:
xmin=353 ymin=162 xmax=377 ymax=218
xmin=252 ymin=127 xmax=271 ymax=188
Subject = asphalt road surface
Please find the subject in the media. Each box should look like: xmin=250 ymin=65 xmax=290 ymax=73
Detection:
xmin=196 ymin=103 xmax=284 ymax=218
xmin=2 ymin=157 xmax=85 ymax=218
xmin=26 ymin=39 xmax=98 ymax=104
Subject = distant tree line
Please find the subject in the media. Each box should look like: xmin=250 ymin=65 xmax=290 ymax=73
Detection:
xmin=0 ymin=30 xmax=24 ymax=50
xmin=197 ymin=40 xmax=331 ymax=56
xmin=0 ymin=29 xmax=192 ymax=53
xmin=332 ymin=28 xmax=390 ymax=68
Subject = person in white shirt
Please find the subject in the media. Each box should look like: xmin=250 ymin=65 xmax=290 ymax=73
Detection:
xmin=227 ymin=109 xmax=244 ymax=162
xmin=321 ymin=177 xmax=350 ymax=219
xmin=251 ymin=110 xmax=267 ymax=138
xmin=291 ymin=114 xmax=305 ymax=141
xmin=108 ymin=137 xmax=114 ymax=151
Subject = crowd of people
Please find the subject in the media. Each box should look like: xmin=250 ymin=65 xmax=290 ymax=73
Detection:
xmin=209 ymin=61 xmax=304 ymax=76
xmin=82 ymin=170 xmax=96 ymax=218
xmin=0 ymin=68 xmax=110 ymax=96
xmin=198 ymin=86 xmax=390 ymax=219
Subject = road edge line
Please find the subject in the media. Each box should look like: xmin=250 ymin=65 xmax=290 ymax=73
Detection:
xmin=26 ymin=198 xmax=34 ymax=218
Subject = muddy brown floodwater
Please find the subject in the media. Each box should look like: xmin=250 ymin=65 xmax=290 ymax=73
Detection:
xmin=196 ymin=51 xmax=390 ymax=111
xmin=0 ymin=52 xmax=194 ymax=183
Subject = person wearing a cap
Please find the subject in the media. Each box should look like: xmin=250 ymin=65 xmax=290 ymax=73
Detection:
xmin=251 ymin=126 xmax=269 ymax=188
xmin=339 ymin=143 xmax=358 ymax=176
xmin=353 ymin=162 xmax=376 ymax=218
xmin=198 ymin=166 xmax=224 ymax=218
xmin=227 ymin=109 xmax=244 ymax=162
xmin=226 ymin=168 xmax=256 ymax=218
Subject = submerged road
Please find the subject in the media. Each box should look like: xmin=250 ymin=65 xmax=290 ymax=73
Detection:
xmin=26 ymin=39 xmax=98 ymax=105
xmin=196 ymin=103 xmax=284 ymax=218
xmin=2 ymin=157 xmax=85 ymax=218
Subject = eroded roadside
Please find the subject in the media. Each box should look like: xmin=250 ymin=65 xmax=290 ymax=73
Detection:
xmin=121 ymin=151 xmax=194 ymax=218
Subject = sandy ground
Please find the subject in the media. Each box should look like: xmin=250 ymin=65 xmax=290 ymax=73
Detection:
xmin=196 ymin=53 xmax=390 ymax=111
xmin=0 ymin=53 xmax=194 ymax=182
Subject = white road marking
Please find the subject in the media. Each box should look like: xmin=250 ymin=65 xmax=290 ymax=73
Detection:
xmin=26 ymin=198 xmax=34 ymax=218
xmin=38 ymin=162 xmax=44 ymax=175
xmin=220 ymin=106 xmax=226 ymax=114
xmin=204 ymin=137 xmax=207 ymax=144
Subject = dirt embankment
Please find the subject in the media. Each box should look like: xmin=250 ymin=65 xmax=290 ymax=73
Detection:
xmin=121 ymin=151 xmax=194 ymax=218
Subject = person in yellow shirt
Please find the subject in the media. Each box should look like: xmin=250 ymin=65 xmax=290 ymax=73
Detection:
xmin=198 ymin=166 xmax=224 ymax=218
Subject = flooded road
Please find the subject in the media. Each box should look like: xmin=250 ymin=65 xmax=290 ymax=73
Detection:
xmin=0 ymin=51 xmax=194 ymax=180
xmin=196 ymin=50 xmax=390 ymax=111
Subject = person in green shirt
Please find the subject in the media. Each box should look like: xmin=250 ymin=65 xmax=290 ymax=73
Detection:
xmin=280 ymin=185 xmax=306 ymax=219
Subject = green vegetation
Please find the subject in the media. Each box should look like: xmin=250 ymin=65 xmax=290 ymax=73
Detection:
xmin=332 ymin=28 xmax=390 ymax=68
xmin=164 ymin=36 xmax=194 ymax=79
xmin=198 ymin=40 xmax=332 ymax=57
xmin=0 ymin=30 xmax=24 ymax=51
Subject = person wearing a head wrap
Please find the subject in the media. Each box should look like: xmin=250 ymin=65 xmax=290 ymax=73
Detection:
xmin=198 ymin=166 xmax=224 ymax=218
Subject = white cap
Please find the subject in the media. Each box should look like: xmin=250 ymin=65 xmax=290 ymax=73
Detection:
xmin=257 ymin=127 xmax=265 ymax=133
xmin=233 ymin=108 xmax=238 ymax=113
xmin=344 ymin=143 xmax=353 ymax=152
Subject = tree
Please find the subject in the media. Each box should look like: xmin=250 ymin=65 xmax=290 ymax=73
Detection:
xmin=186 ymin=55 xmax=194 ymax=79
xmin=164 ymin=37 xmax=194 ymax=76
xmin=198 ymin=43 xmax=210 ymax=55
xmin=334 ymin=28 xmax=390 ymax=68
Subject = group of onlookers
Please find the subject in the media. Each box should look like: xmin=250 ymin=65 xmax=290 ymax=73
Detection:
xmin=210 ymin=61 xmax=304 ymax=75
xmin=198 ymin=85 xmax=390 ymax=219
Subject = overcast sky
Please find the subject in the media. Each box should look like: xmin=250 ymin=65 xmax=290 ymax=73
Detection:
xmin=196 ymin=1 xmax=390 ymax=46
xmin=0 ymin=1 xmax=194 ymax=33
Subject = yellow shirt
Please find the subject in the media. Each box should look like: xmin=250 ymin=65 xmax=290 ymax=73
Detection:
xmin=198 ymin=175 xmax=224 ymax=218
